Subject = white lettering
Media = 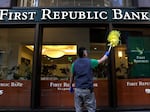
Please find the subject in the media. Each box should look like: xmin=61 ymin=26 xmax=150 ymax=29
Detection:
xmin=8 ymin=11 xmax=13 ymax=20
xmin=41 ymin=9 xmax=108 ymax=20
xmin=93 ymin=83 xmax=98 ymax=87
xmin=49 ymin=82 xmax=62 ymax=87
xmin=123 ymin=12 xmax=132 ymax=20
xmin=139 ymin=81 xmax=150 ymax=86
xmin=86 ymin=11 xmax=94 ymax=19
xmin=28 ymin=12 xmax=37 ymax=20
xmin=99 ymin=11 xmax=108 ymax=19
xmin=0 ymin=10 xmax=37 ymax=21
xmin=11 ymin=82 xmax=23 ymax=87
xmin=53 ymin=11 xmax=60 ymax=19
xmin=69 ymin=11 xmax=77 ymax=19
xmin=21 ymin=12 xmax=28 ymax=20
xmin=141 ymin=12 xmax=149 ymax=20
xmin=57 ymin=87 xmax=69 ymax=91
xmin=93 ymin=11 xmax=99 ymax=19
xmin=131 ymin=12 xmax=140 ymax=20
xmin=0 ymin=9 xmax=8 ymax=20
xmin=63 ymin=82 xmax=70 ymax=87
xmin=112 ymin=9 xmax=150 ymax=20
xmin=134 ymin=59 xmax=149 ymax=63
xmin=78 ymin=11 xmax=86 ymax=19
xmin=136 ymin=56 xmax=145 ymax=59
xmin=0 ymin=83 xmax=10 ymax=87
xmin=41 ymin=9 xmax=52 ymax=20
xmin=126 ymin=81 xmax=138 ymax=86
xmin=112 ymin=9 xmax=123 ymax=20
xmin=61 ymin=11 xmax=68 ymax=19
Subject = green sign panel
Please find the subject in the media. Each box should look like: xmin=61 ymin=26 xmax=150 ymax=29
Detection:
xmin=127 ymin=37 xmax=150 ymax=78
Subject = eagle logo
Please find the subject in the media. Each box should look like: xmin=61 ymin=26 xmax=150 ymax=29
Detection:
xmin=136 ymin=47 xmax=144 ymax=55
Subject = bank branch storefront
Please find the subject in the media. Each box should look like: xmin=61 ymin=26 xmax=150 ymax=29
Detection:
xmin=0 ymin=7 xmax=150 ymax=111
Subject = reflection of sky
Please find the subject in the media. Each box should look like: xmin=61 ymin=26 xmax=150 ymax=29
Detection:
xmin=119 ymin=0 xmax=123 ymax=5
xmin=34 ymin=0 xmax=39 ymax=7
xmin=113 ymin=0 xmax=123 ymax=6
xmin=0 ymin=0 xmax=10 ymax=6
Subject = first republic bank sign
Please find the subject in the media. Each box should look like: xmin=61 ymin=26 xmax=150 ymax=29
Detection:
xmin=0 ymin=8 xmax=150 ymax=24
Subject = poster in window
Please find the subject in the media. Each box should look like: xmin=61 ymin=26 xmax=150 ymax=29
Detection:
xmin=127 ymin=37 xmax=150 ymax=78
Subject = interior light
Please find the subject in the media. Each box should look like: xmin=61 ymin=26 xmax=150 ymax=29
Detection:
xmin=118 ymin=51 xmax=123 ymax=58
xmin=46 ymin=51 xmax=65 ymax=58
xmin=94 ymin=47 xmax=97 ymax=50
xmin=26 ymin=45 xmax=77 ymax=58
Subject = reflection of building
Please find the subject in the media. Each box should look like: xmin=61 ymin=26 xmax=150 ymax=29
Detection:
xmin=0 ymin=0 xmax=150 ymax=111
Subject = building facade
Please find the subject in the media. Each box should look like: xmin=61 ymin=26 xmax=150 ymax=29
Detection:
xmin=0 ymin=0 xmax=150 ymax=111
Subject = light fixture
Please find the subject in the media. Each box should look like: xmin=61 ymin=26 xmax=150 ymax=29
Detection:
xmin=94 ymin=47 xmax=97 ymax=50
xmin=46 ymin=51 xmax=65 ymax=58
xmin=118 ymin=51 xmax=123 ymax=58
xmin=26 ymin=45 xmax=77 ymax=58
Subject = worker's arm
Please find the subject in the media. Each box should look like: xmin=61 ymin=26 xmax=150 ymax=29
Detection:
xmin=97 ymin=51 xmax=110 ymax=64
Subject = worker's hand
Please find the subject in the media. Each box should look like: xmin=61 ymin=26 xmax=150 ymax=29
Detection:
xmin=69 ymin=87 xmax=74 ymax=93
xmin=105 ymin=51 xmax=110 ymax=56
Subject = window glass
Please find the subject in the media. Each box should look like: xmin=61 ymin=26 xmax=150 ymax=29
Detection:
xmin=112 ymin=0 xmax=133 ymax=7
xmin=39 ymin=0 xmax=57 ymax=7
xmin=38 ymin=0 xmax=111 ymax=7
xmin=16 ymin=0 xmax=135 ymax=7
xmin=0 ymin=28 xmax=34 ymax=80
xmin=0 ymin=0 xmax=11 ymax=8
xmin=138 ymin=0 xmax=150 ymax=7
xmin=40 ymin=27 xmax=109 ymax=108
xmin=114 ymin=28 xmax=150 ymax=107
xmin=114 ymin=30 xmax=150 ymax=79
xmin=75 ymin=0 xmax=91 ymax=7
xmin=38 ymin=0 xmax=135 ymax=7
xmin=115 ymin=45 xmax=128 ymax=79
xmin=40 ymin=45 xmax=77 ymax=80
xmin=90 ymin=28 xmax=108 ymax=79
xmin=17 ymin=0 xmax=35 ymax=7
xmin=58 ymin=0 xmax=74 ymax=7
xmin=127 ymin=37 xmax=150 ymax=78
xmin=0 ymin=27 xmax=34 ymax=108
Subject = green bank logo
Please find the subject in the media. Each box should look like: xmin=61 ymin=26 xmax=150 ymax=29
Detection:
xmin=131 ymin=47 xmax=149 ymax=64
xmin=131 ymin=47 xmax=144 ymax=55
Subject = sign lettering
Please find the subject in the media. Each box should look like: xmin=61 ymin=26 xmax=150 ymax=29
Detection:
xmin=0 ymin=81 xmax=23 ymax=87
xmin=0 ymin=8 xmax=150 ymax=23
xmin=49 ymin=81 xmax=98 ymax=91
xmin=127 ymin=81 xmax=150 ymax=87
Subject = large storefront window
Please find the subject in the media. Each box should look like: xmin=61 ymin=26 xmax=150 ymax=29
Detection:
xmin=40 ymin=45 xmax=77 ymax=80
xmin=15 ymin=0 xmax=150 ymax=8
xmin=38 ymin=0 xmax=133 ymax=7
xmin=114 ymin=27 xmax=150 ymax=107
xmin=12 ymin=0 xmax=150 ymax=8
xmin=0 ymin=28 xmax=34 ymax=107
xmin=17 ymin=0 xmax=36 ymax=7
xmin=40 ymin=27 xmax=109 ymax=108
xmin=0 ymin=0 xmax=11 ymax=8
